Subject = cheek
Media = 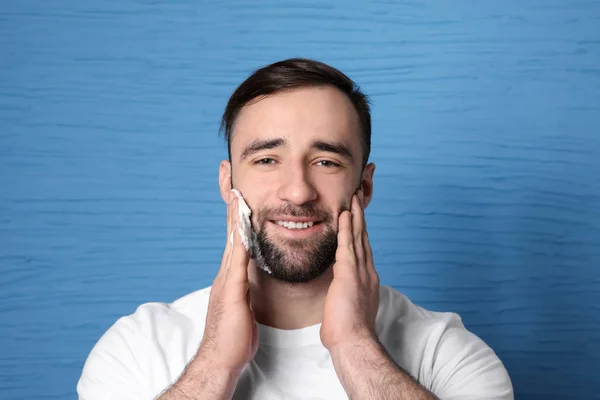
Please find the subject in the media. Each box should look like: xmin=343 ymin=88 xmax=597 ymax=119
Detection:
xmin=324 ymin=202 xmax=347 ymax=230
xmin=239 ymin=180 xmax=277 ymax=208
xmin=249 ymin=203 xmax=275 ymax=229
xmin=252 ymin=210 xmax=268 ymax=228
xmin=329 ymin=191 xmax=353 ymax=214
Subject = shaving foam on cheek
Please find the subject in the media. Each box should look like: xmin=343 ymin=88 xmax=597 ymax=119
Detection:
xmin=229 ymin=189 xmax=253 ymax=251
xmin=228 ymin=189 xmax=274 ymax=275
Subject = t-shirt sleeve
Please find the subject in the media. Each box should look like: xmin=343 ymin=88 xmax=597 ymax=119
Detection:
xmin=77 ymin=315 xmax=153 ymax=400
xmin=427 ymin=315 xmax=514 ymax=400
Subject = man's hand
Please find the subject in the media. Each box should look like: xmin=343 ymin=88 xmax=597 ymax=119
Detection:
xmin=320 ymin=191 xmax=440 ymax=400
xmin=158 ymin=193 xmax=257 ymax=400
xmin=198 ymin=191 xmax=259 ymax=375
xmin=320 ymin=190 xmax=380 ymax=351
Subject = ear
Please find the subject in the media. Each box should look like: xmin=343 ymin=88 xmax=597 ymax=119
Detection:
xmin=218 ymin=160 xmax=232 ymax=204
xmin=360 ymin=162 xmax=376 ymax=209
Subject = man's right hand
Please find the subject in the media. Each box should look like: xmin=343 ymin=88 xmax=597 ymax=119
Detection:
xmin=158 ymin=193 xmax=257 ymax=400
xmin=197 ymin=191 xmax=258 ymax=375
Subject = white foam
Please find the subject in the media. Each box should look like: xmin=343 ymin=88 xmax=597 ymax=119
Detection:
xmin=228 ymin=189 xmax=273 ymax=275
xmin=230 ymin=189 xmax=252 ymax=251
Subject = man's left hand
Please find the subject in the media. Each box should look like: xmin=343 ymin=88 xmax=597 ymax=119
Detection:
xmin=320 ymin=190 xmax=380 ymax=352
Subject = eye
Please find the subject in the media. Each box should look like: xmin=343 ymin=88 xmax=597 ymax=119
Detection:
xmin=255 ymin=158 xmax=276 ymax=165
xmin=316 ymin=160 xmax=340 ymax=168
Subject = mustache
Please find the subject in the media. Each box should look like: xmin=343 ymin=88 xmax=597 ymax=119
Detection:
xmin=255 ymin=204 xmax=336 ymax=224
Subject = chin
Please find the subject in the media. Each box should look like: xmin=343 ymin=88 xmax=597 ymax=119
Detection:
xmin=250 ymin=221 xmax=338 ymax=284
xmin=264 ymin=263 xmax=331 ymax=284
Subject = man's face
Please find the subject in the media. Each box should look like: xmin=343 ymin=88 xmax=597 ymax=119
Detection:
xmin=222 ymin=86 xmax=373 ymax=283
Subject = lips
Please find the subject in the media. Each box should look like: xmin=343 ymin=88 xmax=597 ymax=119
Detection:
xmin=262 ymin=207 xmax=330 ymax=237
xmin=267 ymin=218 xmax=324 ymax=238
xmin=275 ymin=220 xmax=316 ymax=230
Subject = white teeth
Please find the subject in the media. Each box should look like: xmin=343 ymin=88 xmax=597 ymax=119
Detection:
xmin=276 ymin=221 xmax=315 ymax=229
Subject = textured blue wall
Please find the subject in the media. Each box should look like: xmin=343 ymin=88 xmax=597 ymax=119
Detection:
xmin=1 ymin=1 xmax=599 ymax=399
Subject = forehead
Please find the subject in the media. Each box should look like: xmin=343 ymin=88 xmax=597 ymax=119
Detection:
xmin=230 ymin=86 xmax=361 ymax=156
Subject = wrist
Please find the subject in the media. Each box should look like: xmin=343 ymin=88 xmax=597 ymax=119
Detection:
xmin=327 ymin=336 xmax=391 ymax=397
xmin=195 ymin=342 xmax=246 ymax=379
xmin=190 ymin=351 xmax=243 ymax=383
xmin=173 ymin=352 xmax=241 ymax=400
xmin=329 ymin=334 xmax=383 ymax=365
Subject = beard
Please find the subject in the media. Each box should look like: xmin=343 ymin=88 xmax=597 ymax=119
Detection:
xmin=249 ymin=203 xmax=341 ymax=283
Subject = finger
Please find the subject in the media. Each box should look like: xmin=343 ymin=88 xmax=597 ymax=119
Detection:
xmin=363 ymin=228 xmax=376 ymax=276
xmin=351 ymin=193 xmax=365 ymax=271
xmin=225 ymin=195 xmax=240 ymax=273
xmin=358 ymin=189 xmax=366 ymax=229
xmin=225 ymin=191 xmax=234 ymax=254
xmin=336 ymin=209 xmax=354 ymax=251
xmin=361 ymin=206 xmax=378 ymax=288
xmin=358 ymin=189 xmax=370 ymax=265
xmin=226 ymin=197 xmax=250 ymax=294
xmin=216 ymin=193 xmax=235 ymax=282
xmin=333 ymin=210 xmax=356 ymax=277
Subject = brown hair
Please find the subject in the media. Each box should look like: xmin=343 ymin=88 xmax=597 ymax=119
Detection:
xmin=220 ymin=58 xmax=371 ymax=167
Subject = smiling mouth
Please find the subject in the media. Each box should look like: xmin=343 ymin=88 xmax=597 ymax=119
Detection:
xmin=272 ymin=220 xmax=321 ymax=230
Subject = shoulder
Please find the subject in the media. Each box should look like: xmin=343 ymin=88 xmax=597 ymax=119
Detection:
xmin=77 ymin=287 xmax=213 ymax=399
xmin=108 ymin=286 xmax=212 ymax=349
xmin=131 ymin=286 xmax=212 ymax=337
xmin=377 ymin=286 xmax=513 ymax=399
xmin=376 ymin=285 xmax=467 ymax=357
xmin=377 ymin=285 xmax=463 ymax=334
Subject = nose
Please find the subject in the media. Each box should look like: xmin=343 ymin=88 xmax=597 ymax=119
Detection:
xmin=277 ymin=164 xmax=318 ymax=206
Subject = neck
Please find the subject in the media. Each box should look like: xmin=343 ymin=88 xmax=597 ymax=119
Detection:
xmin=248 ymin=261 xmax=333 ymax=330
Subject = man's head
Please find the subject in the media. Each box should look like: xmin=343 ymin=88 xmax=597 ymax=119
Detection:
xmin=218 ymin=58 xmax=375 ymax=283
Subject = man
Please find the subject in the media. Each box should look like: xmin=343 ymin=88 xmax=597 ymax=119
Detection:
xmin=77 ymin=58 xmax=513 ymax=399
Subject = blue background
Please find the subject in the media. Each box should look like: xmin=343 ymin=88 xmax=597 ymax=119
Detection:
xmin=1 ymin=1 xmax=599 ymax=399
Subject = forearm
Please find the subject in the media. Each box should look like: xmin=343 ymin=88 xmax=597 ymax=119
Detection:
xmin=330 ymin=338 xmax=439 ymax=400
xmin=157 ymin=353 xmax=240 ymax=400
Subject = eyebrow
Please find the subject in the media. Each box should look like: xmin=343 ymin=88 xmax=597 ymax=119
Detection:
xmin=240 ymin=138 xmax=286 ymax=161
xmin=239 ymin=137 xmax=354 ymax=161
xmin=310 ymin=139 xmax=354 ymax=161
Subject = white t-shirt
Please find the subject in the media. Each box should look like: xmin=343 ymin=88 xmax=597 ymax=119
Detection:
xmin=77 ymin=285 xmax=513 ymax=400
